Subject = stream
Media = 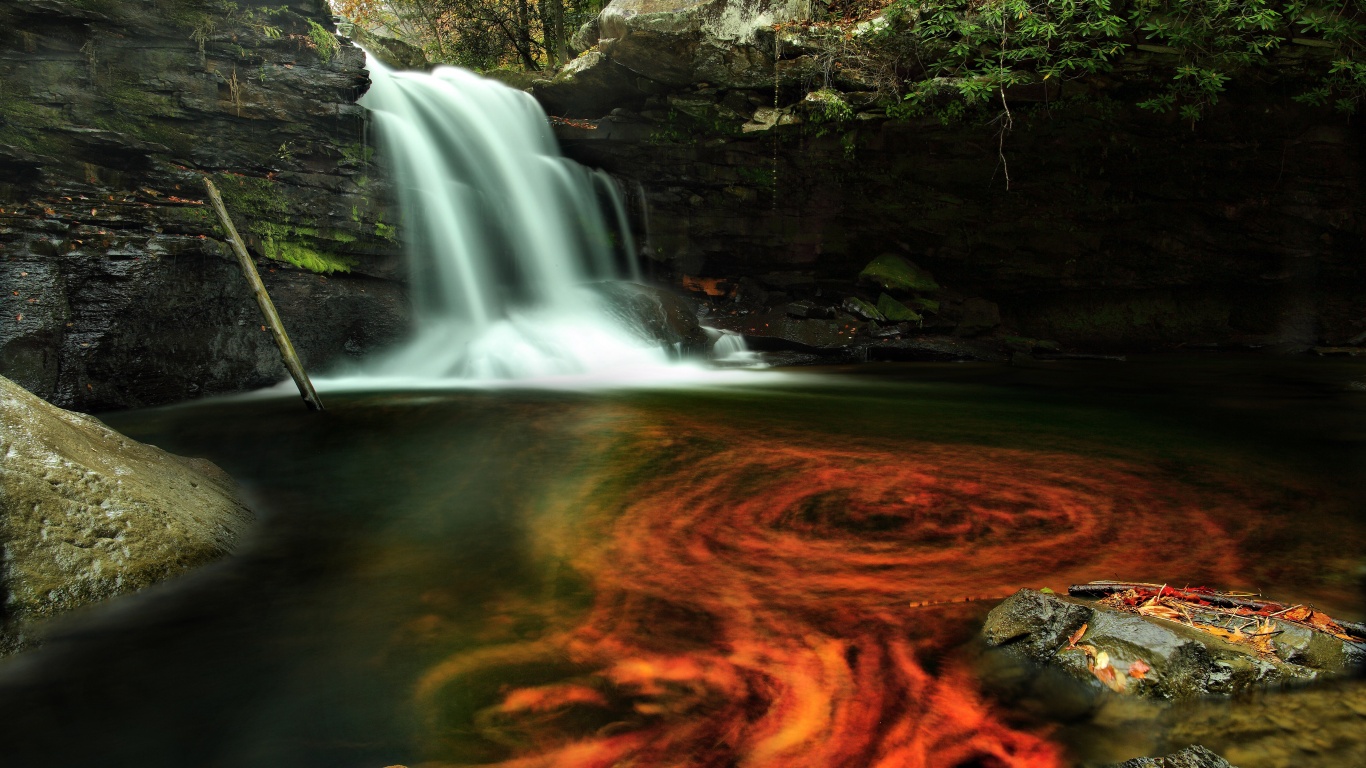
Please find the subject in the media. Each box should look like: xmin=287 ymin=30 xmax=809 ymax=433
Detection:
xmin=0 ymin=355 xmax=1362 ymax=767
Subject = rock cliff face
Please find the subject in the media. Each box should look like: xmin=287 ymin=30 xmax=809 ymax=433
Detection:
xmin=0 ymin=0 xmax=408 ymax=411
xmin=545 ymin=0 xmax=1366 ymax=352
xmin=0 ymin=374 xmax=253 ymax=655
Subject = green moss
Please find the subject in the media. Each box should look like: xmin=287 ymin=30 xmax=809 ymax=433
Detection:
xmin=860 ymin=254 xmax=940 ymax=293
xmin=375 ymin=220 xmax=397 ymax=240
xmin=0 ymin=94 xmax=70 ymax=154
xmin=215 ymin=173 xmax=288 ymax=218
xmin=877 ymin=294 xmax=922 ymax=324
xmin=340 ymin=143 xmax=374 ymax=165
xmin=264 ymin=238 xmax=355 ymax=274
xmin=911 ymin=297 xmax=941 ymax=314
xmin=307 ymin=19 xmax=339 ymax=63
xmin=107 ymin=84 xmax=180 ymax=120
xmin=326 ymin=230 xmax=358 ymax=244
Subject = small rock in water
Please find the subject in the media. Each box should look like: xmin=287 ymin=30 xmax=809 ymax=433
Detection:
xmin=981 ymin=588 xmax=1364 ymax=699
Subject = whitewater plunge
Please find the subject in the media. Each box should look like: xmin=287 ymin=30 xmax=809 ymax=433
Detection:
xmin=349 ymin=58 xmax=687 ymax=382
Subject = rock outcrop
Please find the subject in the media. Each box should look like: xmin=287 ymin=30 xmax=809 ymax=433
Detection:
xmin=536 ymin=0 xmax=810 ymax=115
xmin=0 ymin=375 xmax=253 ymax=655
xmin=0 ymin=0 xmax=409 ymax=411
xmin=532 ymin=0 xmax=1366 ymax=353
xmin=557 ymin=96 xmax=1366 ymax=353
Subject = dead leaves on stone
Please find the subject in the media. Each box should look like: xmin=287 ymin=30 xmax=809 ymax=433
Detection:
xmin=1087 ymin=583 xmax=1361 ymax=660
xmin=1064 ymin=621 xmax=1150 ymax=693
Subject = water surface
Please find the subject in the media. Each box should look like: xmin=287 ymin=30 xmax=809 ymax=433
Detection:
xmin=1 ymin=356 xmax=1362 ymax=768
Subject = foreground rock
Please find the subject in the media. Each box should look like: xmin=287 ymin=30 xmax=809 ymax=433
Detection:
xmin=983 ymin=589 xmax=1364 ymax=699
xmin=1109 ymin=745 xmax=1239 ymax=768
xmin=0 ymin=376 xmax=253 ymax=655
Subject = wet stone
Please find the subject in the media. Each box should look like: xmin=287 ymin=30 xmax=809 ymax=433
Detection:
xmin=982 ymin=589 xmax=1359 ymax=700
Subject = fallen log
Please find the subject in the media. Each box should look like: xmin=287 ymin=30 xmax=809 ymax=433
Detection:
xmin=203 ymin=176 xmax=323 ymax=412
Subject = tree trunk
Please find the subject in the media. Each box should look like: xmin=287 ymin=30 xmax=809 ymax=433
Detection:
xmin=516 ymin=0 xmax=535 ymax=68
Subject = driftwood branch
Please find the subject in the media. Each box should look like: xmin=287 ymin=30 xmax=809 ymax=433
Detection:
xmin=203 ymin=176 xmax=324 ymax=412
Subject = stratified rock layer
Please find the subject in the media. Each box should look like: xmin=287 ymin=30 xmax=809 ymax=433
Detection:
xmin=0 ymin=0 xmax=409 ymax=411
xmin=0 ymin=375 xmax=253 ymax=655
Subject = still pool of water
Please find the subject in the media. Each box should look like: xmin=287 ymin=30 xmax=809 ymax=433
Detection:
xmin=0 ymin=356 xmax=1362 ymax=768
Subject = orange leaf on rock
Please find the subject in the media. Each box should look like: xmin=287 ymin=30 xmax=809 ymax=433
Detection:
xmin=1092 ymin=663 xmax=1126 ymax=692
xmin=1282 ymin=606 xmax=1313 ymax=622
xmin=1128 ymin=659 xmax=1151 ymax=679
xmin=1067 ymin=623 xmax=1087 ymax=649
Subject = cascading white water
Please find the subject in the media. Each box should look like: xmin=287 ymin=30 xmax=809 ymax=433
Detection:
xmin=355 ymin=57 xmax=671 ymax=380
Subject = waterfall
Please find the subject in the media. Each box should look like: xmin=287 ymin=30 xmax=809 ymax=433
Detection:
xmin=354 ymin=58 xmax=671 ymax=380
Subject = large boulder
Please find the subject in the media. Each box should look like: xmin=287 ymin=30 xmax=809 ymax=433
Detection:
xmin=593 ymin=0 xmax=811 ymax=88
xmin=534 ymin=51 xmax=644 ymax=117
xmin=0 ymin=376 xmax=254 ymax=655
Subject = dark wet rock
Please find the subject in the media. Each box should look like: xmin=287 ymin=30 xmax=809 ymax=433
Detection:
xmin=955 ymin=297 xmax=1001 ymax=337
xmin=558 ymin=88 xmax=1366 ymax=352
xmin=866 ymin=336 xmax=1007 ymax=363
xmin=983 ymin=588 xmax=1091 ymax=659
xmin=1107 ymin=745 xmax=1238 ymax=768
xmin=0 ymin=375 xmax=253 ymax=655
xmin=0 ymin=0 xmax=406 ymax=410
xmin=783 ymin=300 xmax=832 ymax=319
xmin=752 ymin=350 xmax=825 ymax=367
xmin=590 ymin=281 xmax=711 ymax=356
xmin=707 ymin=306 xmax=862 ymax=353
xmin=983 ymin=589 xmax=1364 ymax=700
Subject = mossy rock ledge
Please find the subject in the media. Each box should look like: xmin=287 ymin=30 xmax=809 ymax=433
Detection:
xmin=0 ymin=375 xmax=253 ymax=656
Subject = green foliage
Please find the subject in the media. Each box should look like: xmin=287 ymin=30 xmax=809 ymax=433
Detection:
xmin=805 ymin=88 xmax=855 ymax=136
xmin=859 ymin=0 xmax=1366 ymax=123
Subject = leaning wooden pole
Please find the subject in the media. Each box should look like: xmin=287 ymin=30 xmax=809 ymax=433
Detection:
xmin=203 ymin=176 xmax=324 ymax=412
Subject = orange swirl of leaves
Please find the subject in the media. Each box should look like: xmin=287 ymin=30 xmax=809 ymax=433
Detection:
xmin=415 ymin=422 xmax=1253 ymax=768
